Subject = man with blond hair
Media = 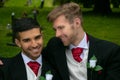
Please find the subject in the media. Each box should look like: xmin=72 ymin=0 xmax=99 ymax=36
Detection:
xmin=43 ymin=2 xmax=120 ymax=80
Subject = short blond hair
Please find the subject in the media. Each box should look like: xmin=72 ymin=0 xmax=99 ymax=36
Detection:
xmin=47 ymin=2 xmax=83 ymax=24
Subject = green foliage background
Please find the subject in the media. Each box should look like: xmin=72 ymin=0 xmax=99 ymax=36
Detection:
xmin=0 ymin=0 xmax=120 ymax=57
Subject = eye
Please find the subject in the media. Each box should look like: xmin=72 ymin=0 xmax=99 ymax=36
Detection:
xmin=58 ymin=26 xmax=64 ymax=30
xmin=53 ymin=28 xmax=56 ymax=31
xmin=53 ymin=25 xmax=64 ymax=32
xmin=35 ymin=35 xmax=42 ymax=40
xmin=22 ymin=39 xmax=30 ymax=42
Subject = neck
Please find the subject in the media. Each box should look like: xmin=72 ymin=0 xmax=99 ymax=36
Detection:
xmin=73 ymin=30 xmax=85 ymax=46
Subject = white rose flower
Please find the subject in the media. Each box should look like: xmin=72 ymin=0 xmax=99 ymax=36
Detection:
xmin=45 ymin=74 xmax=53 ymax=80
xmin=89 ymin=60 xmax=97 ymax=68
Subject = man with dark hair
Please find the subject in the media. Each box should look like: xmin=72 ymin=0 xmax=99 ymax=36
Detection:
xmin=1 ymin=17 xmax=59 ymax=80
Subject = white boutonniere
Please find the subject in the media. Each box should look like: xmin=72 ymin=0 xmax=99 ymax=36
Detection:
xmin=39 ymin=70 xmax=53 ymax=80
xmin=87 ymin=55 xmax=103 ymax=74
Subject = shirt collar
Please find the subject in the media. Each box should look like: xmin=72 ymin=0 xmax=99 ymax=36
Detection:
xmin=70 ymin=33 xmax=89 ymax=50
xmin=21 ymin=52 xmax=42 ymax=65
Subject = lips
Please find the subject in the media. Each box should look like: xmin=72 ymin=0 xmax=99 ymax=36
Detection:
xmin=32 ymin=49 xmax=40 ymax=53
xmin=30 ymin=46 xmax=42 ymax=53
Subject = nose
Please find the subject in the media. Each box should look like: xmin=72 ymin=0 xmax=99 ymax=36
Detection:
xmin=31 ymin=40 xmax=37 ymax=48
xmin=55 ymin=30 xmax=61 ymax=37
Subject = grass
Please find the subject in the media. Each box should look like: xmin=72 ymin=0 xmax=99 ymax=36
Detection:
xmin=0 ymin=0 xmax=120 ymax=57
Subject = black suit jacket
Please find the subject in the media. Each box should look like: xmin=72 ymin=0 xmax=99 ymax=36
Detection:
xmin=0 ymin=57 xmax=10 ymax=80
xmin=2 ymin=53 xmax=60 ymax=80
xmin=0 ymin=57 xmax=5 ymax=80
xmin=0 ymin=68 xmax=3 ymax=80
xmin=43 ymin=35 xmax=120 ymax=80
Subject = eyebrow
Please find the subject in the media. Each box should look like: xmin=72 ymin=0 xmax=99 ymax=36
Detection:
xmin=35 ymin=34 xmax=42 ymax=39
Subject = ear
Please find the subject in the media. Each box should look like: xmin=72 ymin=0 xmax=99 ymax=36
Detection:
xmin=15 ymin=39 xmax=21 ymax=47
xmin=74 ymin=18 xmax=81 ymax=27
xmin=41 ymin=31 xmax=43 ymax=35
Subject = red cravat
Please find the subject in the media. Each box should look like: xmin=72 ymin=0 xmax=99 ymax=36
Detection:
xmin=27 ymin=61 xmax=40 ymax=76
xmin=72 ymin=47 xmax=83 ymax=62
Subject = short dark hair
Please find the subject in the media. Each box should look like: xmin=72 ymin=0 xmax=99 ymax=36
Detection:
xmin=12 ymin=17 xmax=41 ymax=39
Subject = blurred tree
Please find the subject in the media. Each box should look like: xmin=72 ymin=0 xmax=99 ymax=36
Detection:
xmin=40 ymin=0 xmax=44 ymax=8
xmin=83 ymin=0 xmax=93 ymax=8
xmin=52 ymin=0 xmax=115 ymax=15
xmin=0 ymin=0 xmax=4 ymax=7
xmin=93 ymin=0 xmax=112 ymax=15
xmin=52 ymin=0 xmax=70 ymax=5
xmin=111 ymin=0 xmax=120 ymax=8
xmin=59 ymin=0 xmax=70 ymax=5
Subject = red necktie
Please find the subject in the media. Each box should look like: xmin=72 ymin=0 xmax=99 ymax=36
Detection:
xmin=27 ymin=61 xmax=40 ymax=76
xmin=72 ymin=47 xmax=83 ymax=62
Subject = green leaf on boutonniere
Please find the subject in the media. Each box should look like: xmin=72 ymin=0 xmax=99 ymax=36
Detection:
xmin=46 ymin=70 xmax=51 ymax=74
xmin=39 ymin=76 xmax=45 ymax=80
xmin=87 ymin=55 xmax=97 ymax=68
xmin=94 ymin=65 xmax=103 ymax=71
xmin=90 ymin=55 xmax=97 ymax=60
xmin=87 ymin=55 xmax=103 ymax=72
xmin=39 ymin=70 xmax=53 ymax=80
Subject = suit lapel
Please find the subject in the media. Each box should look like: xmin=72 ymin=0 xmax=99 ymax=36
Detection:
xmin=10 ymin=53 xmax=27 ymax=80
xmin=54 ymin=46 xmax=70 ymax=80
xmin=87 ymin=35 xmax=99 ymax=80
xmin=41 ymin=58 xmax=50 ymax=77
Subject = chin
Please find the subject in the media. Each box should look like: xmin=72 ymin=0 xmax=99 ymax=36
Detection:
xmin=63 ymin=43 xmax=69 ymax=46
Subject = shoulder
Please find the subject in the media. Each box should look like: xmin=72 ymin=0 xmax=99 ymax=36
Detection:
xmin=88 ymin=35 xmax=120 ymax=60
xmin=46 ymin=37 xmax=65 ymax=48
xmin=4 ymin=53 xmax=24 ymax=67
xmin=48 ymin=37 xmax=62 ymax=44
xmin=88 ymin=35 xmax=120 ymax=50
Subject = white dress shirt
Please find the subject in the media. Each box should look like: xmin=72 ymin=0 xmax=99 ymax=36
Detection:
xmin=66 ymin=33 xmax=89 ymax=80
xmin=21 ymin=52 xmax=42 ymax=80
